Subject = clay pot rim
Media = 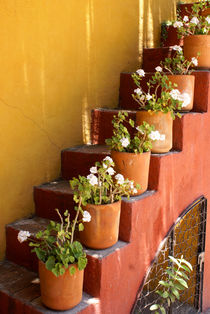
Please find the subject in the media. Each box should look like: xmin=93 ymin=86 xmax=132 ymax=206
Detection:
xmin=167 ymin=74 xmax=195 ymax=78
xmin=184 ymin=34 xmax=210 ymax=40
xmin=85 ymin=200 xmax=121 ymax=208
xmin=39 ymin=260 xmax=80 ymax=273
xmin=111 ymin=150 xmax=151 ymax=156
xmin=136 ymin=109 xmax=172 ymax=115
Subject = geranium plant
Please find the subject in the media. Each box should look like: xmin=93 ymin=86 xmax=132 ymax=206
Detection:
xmin=105 ymin=111 xmax=164 ymax=153
xmin=132 ymin=69 xmax=182 ymax=118
xmin=160 ymin=45 xmax=199 ymax=75
xmin=70 ymin=156 xmax=138 ymax=204
xmin=173 ymin=1 xmax=210 ymax=37
xmin=17 ymin=209 xmax=89 ymax=277
xmin=150 ymin=255 xmax=192 ymax=314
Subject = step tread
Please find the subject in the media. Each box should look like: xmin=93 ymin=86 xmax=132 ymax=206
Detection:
xmin=62 ymin=144 xmax=110 ymax=155
xmin=7 ymin=217 xmax=128 ymax=260
xmin=0 ymin=261 xmax=94 ymax=314
xmin=35 ymin=180 xmax=72 ymax=194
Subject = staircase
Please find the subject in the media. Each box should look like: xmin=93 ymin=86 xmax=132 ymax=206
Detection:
xmin=1 ymin=2 xmax=210 ymax=313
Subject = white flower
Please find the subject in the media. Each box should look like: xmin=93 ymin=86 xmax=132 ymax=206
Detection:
xmin=140 ymin=95 xmax=145 ymax=101
xmin=171 ymin=45 xmax=182 ymax=53
xmin=17 ymin=230 xmax=31 ymax=243
xmin=149 ymin=130 xmax=165 ymax=141
xmin=206 ymin=16 xmax=210 ymax=24
xmin=203 ymin=28 xmax=207 ymax=33
xmin=107 ymin=167 xmax=115 ymax=175
xmin=129 ymin=181 xmax=134 ymax=189
xmin=133 ymin=188 xmax=138 ymax=194
xmin=179 ymin=93 xmax=191 ymax=108
xmin=191 ymin=57 xmax=198 ymax=66
xmin=115 ymin=174 xmax=125 ymax=185
xmin=190 ymin=17 xmax=199 ymax=25
xmin=120 ymin=137 xmax=130 ymax=148
xmin=134 ymin=88 xmax=142 ymax=95
xmin=90 ymin=167 xmax=97 ymax=174
xmin=103 ymin=163 xmax=108 ymax=169
xmin=136 ymin=69 xmax=145 ymax=77
xmin=87 ymin=174 xmax=98 ymax=186
xmin=83 ymin=211 xmax=91 ymax=222
xmin=136 ymin=126 xmax=144 ymax=134
xmin=173 ymin=21 xmax=183 ymax=28
xmin=183 ymin=16 xmax=189 ymax=22
xmin=103 ymin=156 xmax=113 ymax=163
xmin=170 ymin=89 xmax=181 ymax=100
xmin=155 ymin=66 xmax=162 ymax=72
xmin=146 ymin=93 xmax=153 ymax=101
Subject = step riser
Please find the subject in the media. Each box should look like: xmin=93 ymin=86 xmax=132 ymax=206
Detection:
xmin=6 ymin=226 xmax=102 ymax=298
xmin=143 ymin=47 xmax=175 ymax=72
xmin=34 ymin=185 xmax=75 ymax=221
xmin=61 ymin=149 xmax=110 ymax=180
xmin=160 ymin=25 xmax=182 ymax=47
xmin=119 ymin=72 xmax=210 ymax=112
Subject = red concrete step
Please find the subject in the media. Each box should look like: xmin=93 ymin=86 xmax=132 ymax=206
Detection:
xmin=33 ymin=177 xmax=156 ymax=241
xmin=160 ymin=24 xmax=182 ymax=47
xmin=61 ymin=145 xmax=110 ymax=180
xmin=119 ymin=71 xmax=210 ymax=112
xmin=142 ymin=47 xmax=174 ymax=72
xmin=34 ymin=180 xmax=74 ymax=221
xmin=0 ymin=261 xmax=95 ymax=314
xmin=6 ymin=217 xmax=128 ymax=298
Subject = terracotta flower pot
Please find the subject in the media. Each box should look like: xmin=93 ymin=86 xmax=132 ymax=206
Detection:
xmin=168 ymin=75 xmax=195 ymax=112
xmin=184 ymin=35 xmax=210 ymax=69
xmin=39 ymin=261 xmax=84 ymax=310
xmin=111 ymin=150 xmax=151 ymax=195
xmin=80 ymin=201 xmax=121 ymax=249
xmin=136 ymin=111 xmax=173 ymax=154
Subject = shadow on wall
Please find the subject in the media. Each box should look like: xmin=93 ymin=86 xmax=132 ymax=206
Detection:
xmin=81 ymin=0 xmax=178 ymax=144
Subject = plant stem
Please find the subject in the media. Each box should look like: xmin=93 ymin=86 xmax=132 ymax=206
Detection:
xmin=71 ymin=197 xmax=82 ymax=244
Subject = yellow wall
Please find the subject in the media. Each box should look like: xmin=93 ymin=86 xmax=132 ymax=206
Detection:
xmin=0 ymin=0 xmax=195 ymax=259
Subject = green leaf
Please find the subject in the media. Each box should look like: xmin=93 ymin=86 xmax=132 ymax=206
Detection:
xmin=45 ymin=256 xmax=55 ymax=271
xmin=78 ymin=256 xmax=87 ymax=270
xmin=70 ymin=256 xmax=75 ymax=263
xmin=160 ymin=306 xmax=166 ymax=314
xmin=159 ymin=280 xmax=170 ymax=288
xmin=180 ymin=259 xmax=193 ymax=271
xmin=34 ymin=248 xmax=46 ymax=262
xmin=176 ymin=277 xmax=188 ymax=289
xmin=79 ymin=223 xmax=84 ymax=231
xmin=171 ymin=287 xmax=180 ymax=300
xmin=150 ymin=304 xmax=159 ymax=311
xmin=162 ymin=291 xmax=169 ymax=298
xmin=69 ymin=266 xmax=76 ymax=275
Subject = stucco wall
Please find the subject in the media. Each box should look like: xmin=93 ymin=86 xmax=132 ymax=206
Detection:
xmin=0 ymin=0 xmax=196 ymax=259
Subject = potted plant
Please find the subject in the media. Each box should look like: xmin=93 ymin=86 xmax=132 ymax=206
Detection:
xmin=132 ymin=69 xmax=182 ymax=153
xmin=17 ymin=209 xmax=89 ymax=310
xmin=70 ymin=156 xmax=137 ymax=249
xmin=105 ymin=111 xmax=155 ymax=195
xmin=160 ymin=45 xmax=198 ymax=111
xmin=173 ymin=1 xmax=210 ymax=68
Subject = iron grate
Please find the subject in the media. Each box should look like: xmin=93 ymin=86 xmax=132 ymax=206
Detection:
xmin=132 ymin=197 xmax=207 ymax=314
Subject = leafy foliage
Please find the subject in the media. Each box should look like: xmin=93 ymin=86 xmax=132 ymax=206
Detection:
xmin=70 ymin=156 xmax=138 ymax=205
xmin=29 ymin=209 xmax=87 ymax=277
xmin=160 ymin=47 xmax=199 ymax=75
xmin=175 ymin=1 xmax=210 ymax=37
xmin=132 ymin=71 xmax=182 ymax=119
xmin=150 ymin=255 xmax=192 ymax=313
xmin=105 ymin=111 xmax=155 ymax=153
